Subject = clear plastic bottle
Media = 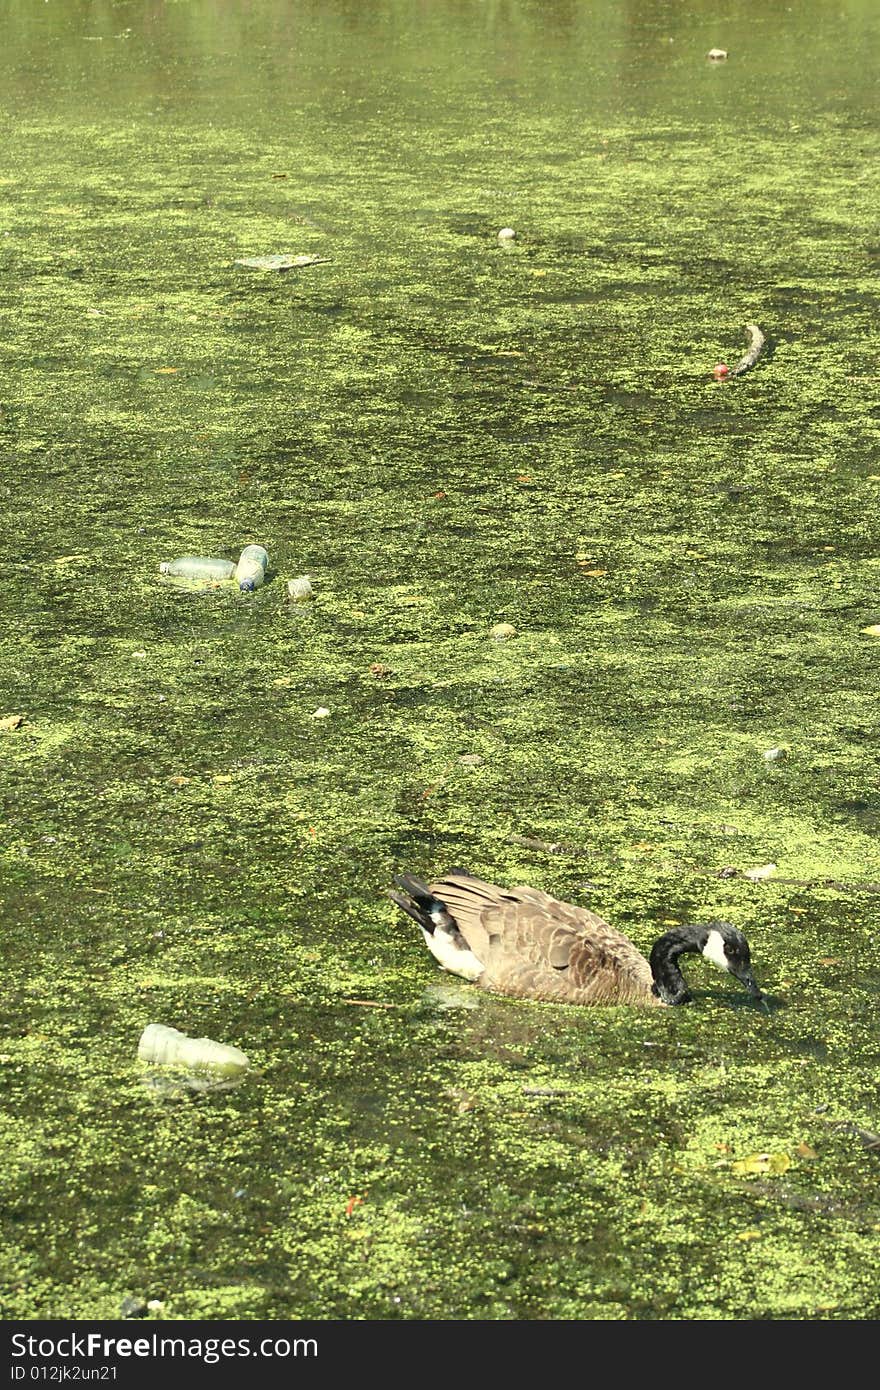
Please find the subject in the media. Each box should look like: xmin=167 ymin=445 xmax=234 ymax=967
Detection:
xmin=159 ymin=556 xmax=236 ymax=581
xmin=235 ymin=544 xmax=269 ymax=591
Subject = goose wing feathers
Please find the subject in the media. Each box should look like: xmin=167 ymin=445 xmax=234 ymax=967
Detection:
xmin=428 ymin=873 xmax=657 ymax=1006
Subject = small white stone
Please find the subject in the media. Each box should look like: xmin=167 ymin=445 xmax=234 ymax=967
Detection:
xmin=497 ymin=227 xmax=517 ymax=242
xmin=312 ymin=706 xmax=331 ymax=719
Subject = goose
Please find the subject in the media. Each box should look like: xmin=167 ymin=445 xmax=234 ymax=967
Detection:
xmin=390 ymin=870 xmax=763 ymax=1007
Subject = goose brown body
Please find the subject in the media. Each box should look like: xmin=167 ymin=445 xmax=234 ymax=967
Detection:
xmin=424 ymin=872 xmax=663 ymax=1007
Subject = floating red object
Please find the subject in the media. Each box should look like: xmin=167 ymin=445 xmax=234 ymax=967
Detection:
xmin=713 ymin=363 xmax=730 ymax=380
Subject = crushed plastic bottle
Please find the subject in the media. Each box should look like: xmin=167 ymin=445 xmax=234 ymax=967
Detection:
xmin=138 ymin=1023 xmax=250 ymax=1078
xmin=159 ymin=556 xmax=236 ymax=581
xmin=286 ymin=575 xmax=313 ymax=603
xmin=234 ymin=544 xmax=269 ymax=591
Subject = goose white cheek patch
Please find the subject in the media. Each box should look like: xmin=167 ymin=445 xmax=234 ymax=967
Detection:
xmin=702 ymin=929 xmax=731 ymax=972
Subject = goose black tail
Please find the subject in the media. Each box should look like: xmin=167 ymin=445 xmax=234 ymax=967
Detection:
xmin=389 ymin=874 xmax=448 ymax=935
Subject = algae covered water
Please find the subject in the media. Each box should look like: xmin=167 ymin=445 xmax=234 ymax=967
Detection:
xmin=1 ymin=0 xmax=879 ymax=1320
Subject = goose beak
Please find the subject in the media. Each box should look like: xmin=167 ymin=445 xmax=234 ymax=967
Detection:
xmin=734 ymin=967 xmax=765 ymax=1005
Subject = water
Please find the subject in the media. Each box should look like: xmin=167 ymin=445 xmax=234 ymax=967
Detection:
xmin=1 ymin=0 xmax=879 ymax=1321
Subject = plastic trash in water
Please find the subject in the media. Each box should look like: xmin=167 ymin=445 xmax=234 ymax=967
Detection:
xmin=286 ymin=575 xmax=313 ymax=603
xmin=138 ymin=1023 xmax=250 ymax=1078
xmin=159 ymin=556 xmax=236 ymax=581
xmin=235 ymin=544 xmax=269 ymax=592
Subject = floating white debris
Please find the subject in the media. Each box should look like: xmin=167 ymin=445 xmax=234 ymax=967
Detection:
xmin=235 ymin=544 xmax=269 ymax=592
xmin=497 ymin=227 xmax=517 ymax=243
xmin=137 ymin=1024 xmax=249 ymax=1077
xmin=159 ymin=556 xmax=235 ymax=581
xmin=312 ymin=706 xmax=331 ymax=719
xmin=286 ymin=575 xmax=314 ymax=603
xmin=743 ymin=863 xmax=777 ymax=882
xmin=707 ymin=48 xmax=728 ymax=61
xmin=762 ymin=747 xmax=788 ymax=762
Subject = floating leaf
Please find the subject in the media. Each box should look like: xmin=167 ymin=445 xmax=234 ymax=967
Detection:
xmin=860 ymin=625 xmax=880 ymax=637
xmin=795 ymin=1143 xmax=818 ymax=1159
xmin=736 ymin=1230 xmax=762 ymax=1241
xmin=154 ymin=367 xmax=181 ymax=375
xmin=732 ymin=1151 xmax=791 ymax=1177
xmin=579 ymin=567 xmax=609 ymax=577
xmin=0 ymin=713 xmax=25 ymax=731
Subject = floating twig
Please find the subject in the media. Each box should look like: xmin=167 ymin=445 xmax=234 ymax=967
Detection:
xmin=341 ymin=998 xmax=402 ymax=1009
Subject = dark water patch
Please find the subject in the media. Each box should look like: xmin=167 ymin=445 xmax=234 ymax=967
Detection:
xmin=831 ymin=798 xmax=880 ymax=834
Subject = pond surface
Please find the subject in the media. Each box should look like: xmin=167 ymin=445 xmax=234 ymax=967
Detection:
xmin=1 ymin=0 xmax=879 ymax=1320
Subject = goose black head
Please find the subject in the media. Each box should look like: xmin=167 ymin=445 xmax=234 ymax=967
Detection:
xmin=700 ymin=921 xmax=763 ymax=999
xmin=650 ymin=921 xmax=763 ymax=1006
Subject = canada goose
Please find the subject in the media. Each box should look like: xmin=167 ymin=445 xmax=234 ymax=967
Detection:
xmin=390 ymin=870 xmax=763 ymax=1007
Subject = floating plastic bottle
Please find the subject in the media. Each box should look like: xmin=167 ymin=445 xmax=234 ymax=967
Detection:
xmin=235 ymin=544 xmax=269 ymax=591
xmin=138 ymin=1023 xmax=250 ymax=1078
xmin=159 ymin=556 xmax=236 ymax=581
xmin=286 ymin=575 xmax=313 ymax=603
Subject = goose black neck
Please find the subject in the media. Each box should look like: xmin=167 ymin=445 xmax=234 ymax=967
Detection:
xmin=650 ymin=925 xmax=709 ymax=1005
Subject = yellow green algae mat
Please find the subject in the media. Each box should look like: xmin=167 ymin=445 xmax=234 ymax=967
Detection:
xmin=1 ymin=0 xmax=880 ymax=1321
